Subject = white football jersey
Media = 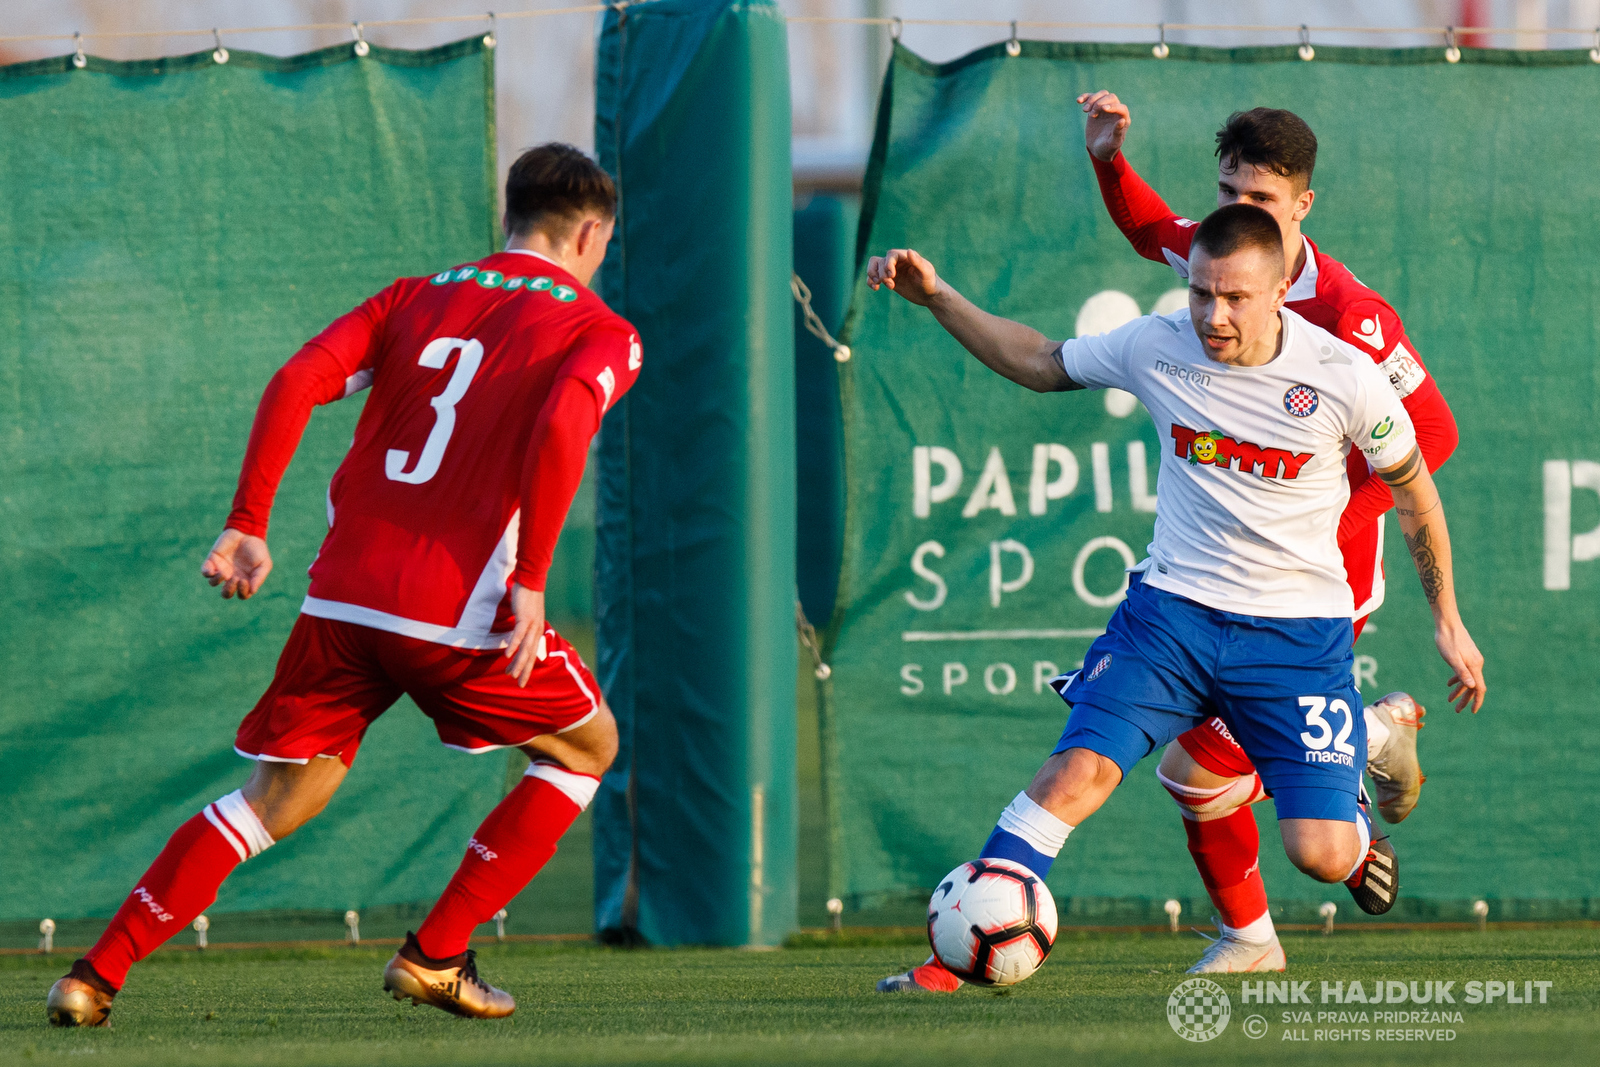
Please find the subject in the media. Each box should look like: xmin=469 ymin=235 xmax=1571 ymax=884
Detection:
xmin=1057 ymin=306 xmax=1417 ymax=619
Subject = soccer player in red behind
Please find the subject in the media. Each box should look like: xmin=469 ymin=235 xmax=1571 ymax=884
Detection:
xmin=47 ymin=144 xmax=640 ymax=1026
xmin=1077 ymin=96 xmax=1459 ymax=972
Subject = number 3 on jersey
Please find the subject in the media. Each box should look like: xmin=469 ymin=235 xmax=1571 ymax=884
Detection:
xmin=386 ymin=337 xmax=483 ymax=484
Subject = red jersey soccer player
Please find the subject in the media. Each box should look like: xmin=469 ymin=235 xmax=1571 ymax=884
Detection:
xmin=1078 ymin=96 xmax=1459 ymax=972
xmin=47 ymin=145 xmax=640 ymax=1026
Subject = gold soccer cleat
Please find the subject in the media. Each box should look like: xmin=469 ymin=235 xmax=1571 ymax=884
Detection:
xmin=1367 ymin=692 xmax=1427 ymax=823
xmin=46 ymin=960 xmax=117 ymax=1028
xmin=383 ymin=932 xmax=515 ymax=1019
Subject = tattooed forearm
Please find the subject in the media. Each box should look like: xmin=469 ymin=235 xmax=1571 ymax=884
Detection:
xmin=1404 ymin=525 xmax=1445 ymax=605
xmin=1377 ymin=448 xmax=1424 ymax=488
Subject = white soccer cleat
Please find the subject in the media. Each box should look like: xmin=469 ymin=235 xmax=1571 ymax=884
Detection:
xmin=1367 ymin=692 xmax=1426 ymax=823
xmin=1186 ymin=922 xmax=1286 ymax=974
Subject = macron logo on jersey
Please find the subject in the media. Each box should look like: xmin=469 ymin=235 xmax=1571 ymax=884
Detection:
xmin=628 ymin=335 xmax=642 ymax=371
xmin=1353 ymin=316 xmax=1386 ymax=352
xmin=597 ymin=366 xmax=617 ymax=409
xmin=1172 ymin=425 xmax=1315 ymax=480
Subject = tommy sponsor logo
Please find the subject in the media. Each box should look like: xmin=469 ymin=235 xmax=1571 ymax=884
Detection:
xmin=467 ymin=838 xmax=499 ymax=862
xmin=1172 ymin=426 xmax=1315 ymax=480
xmin=1353 ymin=316 xmax=1386 ymax=352
xmin=133 ymin=886 xmax=175 ymax=922
xmin=1154 ymin=359 xmax=1212 ymax=388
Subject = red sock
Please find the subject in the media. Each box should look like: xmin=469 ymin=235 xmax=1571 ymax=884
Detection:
xmin=86 ymin=791 xmax=274 ymax=989
xmin=1182 ymin=806 xmax=1269 ymax=929
xmin=415 ymin=763 xmax=597 ymax=959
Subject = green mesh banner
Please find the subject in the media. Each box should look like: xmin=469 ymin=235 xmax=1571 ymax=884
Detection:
xmin=826 ymin=41 xmax=1600 ymax=921
xmin=0 ymin=39 xmax=502 ymax=921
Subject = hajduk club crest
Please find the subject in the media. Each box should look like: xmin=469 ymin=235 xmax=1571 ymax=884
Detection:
xmin=1283 ymin=384 xmax=1319 ymax=417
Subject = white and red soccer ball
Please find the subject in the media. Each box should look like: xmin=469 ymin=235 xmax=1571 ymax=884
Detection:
xmin=927 ymin=858 xmax=1058 ymax=986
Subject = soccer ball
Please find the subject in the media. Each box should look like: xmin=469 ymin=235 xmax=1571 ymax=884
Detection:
xmin=928 ymin=858 xmax=1058 ymax=986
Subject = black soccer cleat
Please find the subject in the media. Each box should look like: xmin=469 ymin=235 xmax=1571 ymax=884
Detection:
xmin=1344 ymin=831 xmax=1399 ymax=915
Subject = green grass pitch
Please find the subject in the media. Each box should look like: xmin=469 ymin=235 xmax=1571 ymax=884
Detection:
xmin=3 ymin=928 xmax=1596 ymax=1066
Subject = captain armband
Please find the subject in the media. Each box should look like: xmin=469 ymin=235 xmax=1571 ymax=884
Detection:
xmin=1375 ymin=447 xmax=1424 ymax=488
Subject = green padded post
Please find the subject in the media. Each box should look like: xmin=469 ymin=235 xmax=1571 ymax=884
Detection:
xmin=593 ymin=0 xmax=797 ymax=946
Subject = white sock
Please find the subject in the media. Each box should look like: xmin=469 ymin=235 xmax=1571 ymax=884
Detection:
xmin=1364 ymin=704 xmax=1390 ymax=762
xmin=995 ymin=791 xmax=1073 ymax=856
xmin=1224 ymin=910 xmax=1276 ymax=944
xmin=204 ymin=789 xmax=275 ymax=861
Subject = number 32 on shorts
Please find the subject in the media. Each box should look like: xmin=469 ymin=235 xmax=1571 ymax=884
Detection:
xmin=1298 ymin=695 xmax=1358 ymax=758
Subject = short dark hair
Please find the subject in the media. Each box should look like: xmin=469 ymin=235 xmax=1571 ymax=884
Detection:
xmin=1214 ymin=108 xmax=1317 ymax=190
xmin=504 ymin=143 xmax=617 ymax=238
xmin=1192 ymin=203 xmax=1286 ymax=276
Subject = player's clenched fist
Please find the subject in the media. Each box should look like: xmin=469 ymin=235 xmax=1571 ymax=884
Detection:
xmin=201 ymin=527 xmax=273 ymax=600
xmin=1077 ymin=90 xmax=1131 ymax=162
xmin=866 ymin=248 xmax=941 ymax=306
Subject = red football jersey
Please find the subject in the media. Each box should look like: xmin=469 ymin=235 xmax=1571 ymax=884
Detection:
xmin=227 ymin=249 xmax=641 ymax=649
xmin=1092 ymin=152 xmax=1459 ymax=619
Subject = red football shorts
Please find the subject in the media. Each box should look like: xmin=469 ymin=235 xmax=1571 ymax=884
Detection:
xmin=1175 ymin=614 xmax=1367 ymax=779
xmin=235 ymin=614 xmax=600 ymax=767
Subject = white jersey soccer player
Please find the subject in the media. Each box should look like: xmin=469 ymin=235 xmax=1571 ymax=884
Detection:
xmin=1065 ymin=305 xmax=1413 ymax=617
xmin=865 ymin=202 xmax=1485 ymax=995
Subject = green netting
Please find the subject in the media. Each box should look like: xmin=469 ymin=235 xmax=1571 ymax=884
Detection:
xmin=0 ymin=39 xmax=506 ymax=921
xmin=826 ymin=40 xmax=1600 ymax=921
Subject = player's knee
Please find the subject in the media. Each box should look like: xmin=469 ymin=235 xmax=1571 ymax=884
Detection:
xmin=1290 ymin=852 xmax=1351 ymax=884
xmin=1026 ymin=747 xmax=1122 ymax=816
xmin=1283 ymin=837 xmax=1358 ymax=883
xmin=1156 ymin=742 xmax=1196 ymax=783
xmin=588 ymin=703 xmax=619 ymax=773
xmin=243 ymin=758 xmax=346 ymax=840
xmin=1157 ymin=768 xmax=1263 ymax=820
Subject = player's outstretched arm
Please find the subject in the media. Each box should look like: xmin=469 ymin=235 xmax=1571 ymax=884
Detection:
xmin=1376 ymin=448 xmax=1486 ymax=713
xmin=866 ymin=249 xmax=1079 ymax=393
xmin=1077 ymin=90 xmax=1130 ymax=162
xmin=201 ymin=528 xmax=273 ymax=600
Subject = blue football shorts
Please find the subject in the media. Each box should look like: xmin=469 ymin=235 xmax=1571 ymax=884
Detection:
xmin=1052 ymin=573 xmax=1364 ymax=822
